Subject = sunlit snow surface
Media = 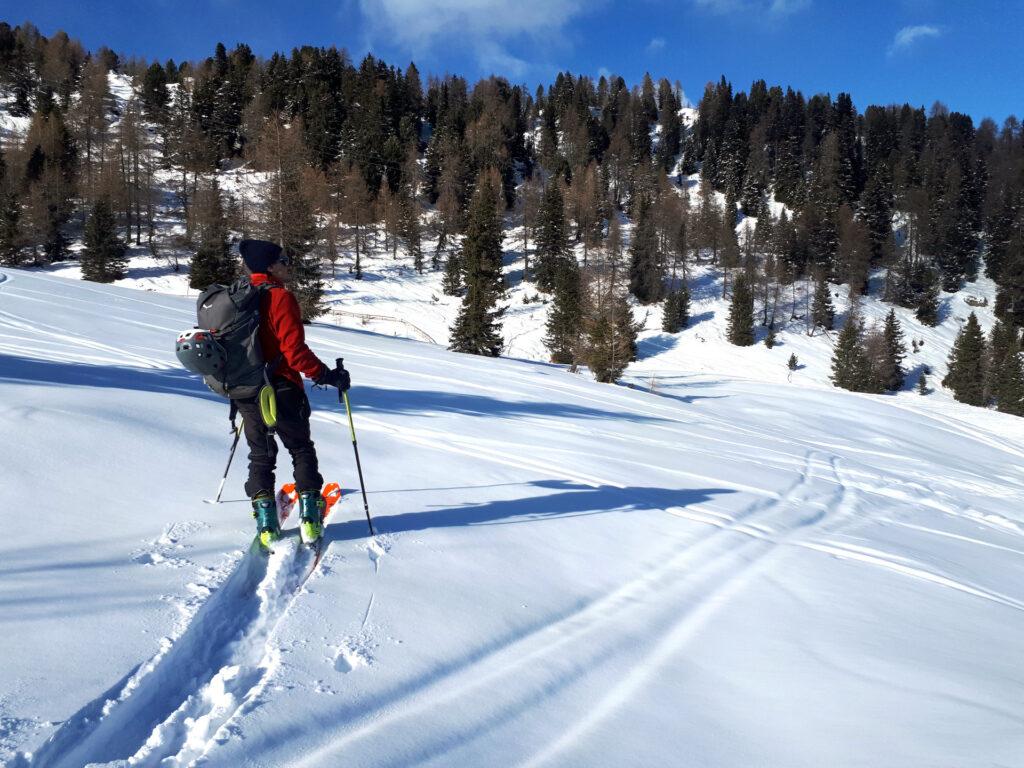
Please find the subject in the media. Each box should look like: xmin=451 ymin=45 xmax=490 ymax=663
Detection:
xmin=2 ymin=267 xmax=1023 ymax=767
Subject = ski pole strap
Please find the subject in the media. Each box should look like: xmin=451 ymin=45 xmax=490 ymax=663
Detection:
xmin=229 ymin=399 xmax=239 ymax=431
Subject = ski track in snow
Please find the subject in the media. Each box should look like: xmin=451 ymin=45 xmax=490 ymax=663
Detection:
xmin=291 ymin=452 xmax=860 ymax=767
xmin=4 ymin=267 xmax=1024 ymax=766
xmin=16 ymin=537 xmax=324 ymax=768
xmin=793 ymin=539 xmax=1024 ymax=613
xmin=0 ymin=309 xmax=169 ymax=369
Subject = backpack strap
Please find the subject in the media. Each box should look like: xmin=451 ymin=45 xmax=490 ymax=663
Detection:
xmin=256 ymin=282 xmax=286 ymax=377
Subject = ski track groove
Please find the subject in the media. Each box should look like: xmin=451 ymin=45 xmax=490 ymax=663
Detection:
xmin=0 ymin=309 xmax=169 ymax=370
xmin=793 ymin=539 xmax=1024 ymax=613
xmin=292 ymin=451 xmax=856 ymax=768
xmin=316 ymin=407 xmax=799 ymax=503
xmin=883 ymin=520 xmax=1024 ymax=557
xmin=516 ymin=453 xmax=861 ymax=768
xmin=1 ymin=270 xmax=194 ymax=316
xmin=20 ymin=538 xmax=320 ymax=768
xmin=316 ymin=412 xmax=626 ymax=490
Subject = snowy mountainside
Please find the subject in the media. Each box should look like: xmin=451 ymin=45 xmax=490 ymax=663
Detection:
xmin=2 ymin=267 xmax=1024 ymax=767
xmin=38 ymin=231 xmax=1001 ymax=409
xmin=2 ymin=73 xmax=1004 ymax=407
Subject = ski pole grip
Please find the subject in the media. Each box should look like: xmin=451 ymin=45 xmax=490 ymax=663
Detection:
xmin=336 ymin=358 xmax=345 ymax=403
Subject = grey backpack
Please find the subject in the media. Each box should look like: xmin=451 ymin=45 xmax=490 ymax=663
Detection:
xmin=175 ymin=278 xmax=270 ymax=399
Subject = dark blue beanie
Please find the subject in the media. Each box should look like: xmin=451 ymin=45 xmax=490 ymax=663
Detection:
xmin=239 ymin=239 xmax=282 ymax=273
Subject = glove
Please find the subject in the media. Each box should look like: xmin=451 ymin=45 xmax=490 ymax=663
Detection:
xmin=316 ymin=364 xmax=351 ymax=392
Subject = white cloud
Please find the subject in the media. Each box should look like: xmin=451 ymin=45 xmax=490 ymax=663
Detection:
xmin=358 ymin=0 xmax=592 ymax=74
xmin=647 ymin=37 xmax=666 ymax=53
xmin=768 ymin=0 xmax=811 ymax=14
xmin=693 ymin=0 xmax=810 ymax=16
xmin=888 ymin=24 xmax=942 ymax=55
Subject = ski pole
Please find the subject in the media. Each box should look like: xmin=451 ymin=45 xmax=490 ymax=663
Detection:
xmin=337 ymin=358 xmax=375 ymax=536
xmin=209 ymin=420 xmax=242 ymax=504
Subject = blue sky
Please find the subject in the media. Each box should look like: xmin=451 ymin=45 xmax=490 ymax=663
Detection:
xmin=14 ymin=0 xmax=1023 ymax=123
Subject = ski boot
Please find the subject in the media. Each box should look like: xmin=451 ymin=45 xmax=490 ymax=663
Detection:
xmin=252 ymin=491 xmax=281 ymax=549
xmin=298 ymin=489 xmax=326 ymax=545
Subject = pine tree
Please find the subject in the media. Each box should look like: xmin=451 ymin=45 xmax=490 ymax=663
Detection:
xmin=141 ymin=62 xmax=170 ymax=124
xmin=442 ymin=253 xmax=462 ymax=296
xmin=449 ymin=180 xmax=505 ymax=357
xmin=995 ymin=345 xmax=1024 ymax=416
xmin=545 ymin=259 xmax=583 ymax=364
xmin=189 ymin=180 xmax=236 ymax=289
xmin=585 ymin=289 xmax=638 ymax=383
xmin=877 ymin=309 xmax=907 ymax=390
xmin=810 ymin=276 xmax=835 ymax=332
xmin=399 ymin=187 xmax=423 ymax=274
xmin=830 ymin=312 xmax=873 ymax=392
xmin=661 ymin=283 xmax=690 ymax=333
xmin=788 ymin=353 xmax=799 ymax=371
xmin=859 ymin=165 xmax=894 ymax=262
xmin=765 ymin=323 xmax=777 ymax=349
xmin=918 ymin=373 xmax=929 ymax=395
xmin=518 ymin=174 xmax=542 ymax=281
xmin=987 ymin=321 xmax=1022 ymax=412
xmin=915 ymin=270 xmax=941 ymax=326
xmin=22 ymin=105 xmax=76 ymax=263
xmin=727 ymin=272 xmax=755 ymax=346
xmin=80 ymin=197 xmax=127 ymax=283
xmin=836 ymin=204 xmax=871 ymax=294
xmin=0 ymin=189 xmax=22 ymax=267
xmin=393 ymin=163 xmax=421 ymax=274
xmin=995 ymin=246 xmax=1024 ymax=330
xmin=534 ymin=179 xmax=569 ymax=292
xmin=942 ymin=312 xmax=987 ymax=406
xmin=804 ymin=132 xmax=842 ymax=271
xmin=719 ymin=201 xmax=740 ymax=281
xmin=628 ymin=199 xmax=663 ymax=303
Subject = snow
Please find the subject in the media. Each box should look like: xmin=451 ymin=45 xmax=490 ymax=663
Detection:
xmin=629 ymin=265 xmax=1003 ymax=406
xmin=107 ymin=72 xmax=135 ymax=110
xmin=2 ymin=266 xmax=1024 ymax=767
xmin=0 ymin=94 xmax=31 ymax=148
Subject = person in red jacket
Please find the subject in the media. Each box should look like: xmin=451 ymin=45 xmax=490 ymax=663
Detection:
xmin=235 ymin=239 xmax=349 ymax=545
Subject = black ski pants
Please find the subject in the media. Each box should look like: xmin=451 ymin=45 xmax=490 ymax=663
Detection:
xmin=235 ymin=380 xmax=323 ymax=498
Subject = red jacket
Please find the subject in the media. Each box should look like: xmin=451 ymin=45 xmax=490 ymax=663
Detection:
xmin=250 ymin=273 xmax=326 ymax=387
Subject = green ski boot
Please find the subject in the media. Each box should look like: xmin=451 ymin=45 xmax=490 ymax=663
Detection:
xmin=298 ymin=489 xmax=326 ymax=545
xmin=252 ymin=491 xmax=281 ymax=549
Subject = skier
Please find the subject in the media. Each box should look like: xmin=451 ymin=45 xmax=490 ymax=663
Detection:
xmin=236 ymin=239 xmax=349 ymax=547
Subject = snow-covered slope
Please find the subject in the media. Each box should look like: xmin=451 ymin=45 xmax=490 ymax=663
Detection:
xmin=3 ymin=267 xmax=1024 ymax=767
xmin=38 ymin=238 xmax=1001 ymax=411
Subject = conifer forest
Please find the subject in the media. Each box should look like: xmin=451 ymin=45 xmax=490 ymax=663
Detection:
xmin=0 ymin=22 xmax=1021 ymax=413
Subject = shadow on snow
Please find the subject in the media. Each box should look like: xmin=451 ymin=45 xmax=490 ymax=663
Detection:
xmin=325 ymin=478 xmax=735 ymax=542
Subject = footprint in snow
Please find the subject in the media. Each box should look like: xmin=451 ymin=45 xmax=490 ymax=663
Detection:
xmin=332 ymin=637 xmax=375 ymax=673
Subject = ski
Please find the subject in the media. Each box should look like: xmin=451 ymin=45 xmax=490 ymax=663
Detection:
xmin=294 ymin=482 xmax=341 ymax=586
xmin=255 ymin=482 xmax=342 ymax=589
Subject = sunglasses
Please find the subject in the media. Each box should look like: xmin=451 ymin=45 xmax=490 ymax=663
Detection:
xmin=276 ymin=252 xmax=292 ymax=267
